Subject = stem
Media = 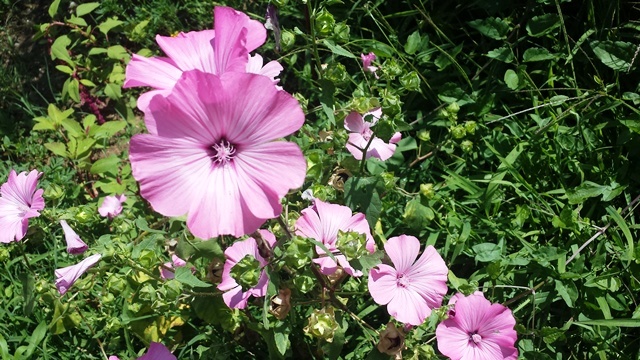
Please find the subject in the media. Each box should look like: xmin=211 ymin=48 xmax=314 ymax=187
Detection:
xmin=75 ymin=307 xmax=109 ymax=360
xmin=20 ymin=241 xmax=35 ymax=274
xmin=306 ymin=0 xmax=323 ymax=76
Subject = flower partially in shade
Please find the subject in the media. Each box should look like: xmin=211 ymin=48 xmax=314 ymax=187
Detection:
xmin=137 ymin=342 xmax=177 ymax=360
xmin=125 ymin=6 xmax=281 ymax=114
xmin=295 ymin=199 xmax=374 ymax=277
xmin=98 ymin=194 xmax=126 ymax=219
xmin=55 ymin=254 xmax=102 ymax=295
xmin=217 ymin=230 xmax=276 ymax=309
xmin=108 ymin=357 xmax=119 ymax=360
xmin=436 ymin=292 xmax=518 ymax=360
xmin=129 ymin=71 xmax=305 ymax=239
xmin=60 ymin=220 xmax=88 ymax=255
xmin=368 ymin=235 xmax=448 ymax=326
xmin=160 ymin=254 xmax=188 ymax=280
xmin=0 ymin=170 xmax=44 ymax=243
xmin=377 ymin=322 xmax=405 ymax=356
xmin=345 ymin=108 xmax=401 ymax=161
xmin=361 ymin=52 xmax=378 ymax=75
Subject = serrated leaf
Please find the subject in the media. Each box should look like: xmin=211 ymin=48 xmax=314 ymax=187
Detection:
xmin=523 ymin=47 xmax=557 ymax=62
xmin=590 ymin=40 xmax=637 ymax=72
xmin=566 ymin=181 xmax=605 ymax=204
xmin=526 ymin=14 xmax=561 ymax=37
xmin=32 ymin=116 xmax=56 ymax=131
xmin=94 ymin=120 xmax=126 ymax=139
xmin=468 ymin=17 xmax=509 ymax=40
xmin=174 ymin=267 xmax=212 ymax=288
xmin=76 ymin=2 xmax=100 ymax=17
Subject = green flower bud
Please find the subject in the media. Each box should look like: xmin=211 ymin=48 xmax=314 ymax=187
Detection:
xmin=350 ymin=97 xmax=377 ymax=114
xmin=382 ymin=58 xmax=403 ymax=79
xmin=381 ymin=90 xmax=402 ymax=117
xmin=417 ymin=129 xmax=431 ymax=142
xmin=293 ymin=274 xmax=316 ymax=293
xmin=44 ymin=184 xmax=64 ymax=200
xmin=105 ymin=317 xmax=122 ymax=333
xmin=284 ymin=236 xmax=313 ymax=269
xmin=164 ymin=279 xmax=183 ymax=300
xmin=304 ymin=307 xmax=339 ymax=342
xmin=0 ymin=248 xmax=9 ymax=262
xmin=314 ymin=9 xmax=335 ymax=37
xmin=381 ymin=172 xmax=397 ymax=190
xmin=128 ymin=302 xmax=142 ymax=314
xmin=102 ymin=292 xmax=116 ymax=305
xmin=323 ymin=62 xmax=349 ymax=85
xmin=450 ymin=125 xmax=466 ymax=139
xmin=464 ymin=120 xmax=477 ymax=135
xmin=461 ymin=140 xmax=473 ymax=153
xmin=74 ymin=207 xmax=92 ymax=223
xmin=138 ymin=249 xmax=156 ymax=269
xmin=446 ymin=102 xmax=460 ymax=114
xmin=336 ymin=230 xmax=367 ymax=260
xmin=420 ymin=183 xmax=435 ymax=199
xmin=332 ymin=22 xmax=350 ymax=43
xmin=281 ymin=29 xmax=295 ymax=51
xmin=400 ymin=71 xmax=421 ymax=91
xmin=107 ymin=275 xmax=127 ymax=295
xmin=230 ymin=255 xmax=262 ymax=290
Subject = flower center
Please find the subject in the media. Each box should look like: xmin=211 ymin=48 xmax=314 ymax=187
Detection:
xmin=211 ymin=139 xmax=236 ymax=165
xmin=396 ymin=274 xmax=409 ymax=288
xmin=471 ymin=333 xmax=482 ymax=344
xmin=362 ymin=128 xmax=374 ymax=141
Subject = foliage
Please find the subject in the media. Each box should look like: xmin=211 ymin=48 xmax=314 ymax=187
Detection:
xmin=0 ymin=0 xmax=640 ymax=359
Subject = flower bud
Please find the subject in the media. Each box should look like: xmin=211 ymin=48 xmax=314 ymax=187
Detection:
xmin=281 ymin=29 xmax=295 ymax=51
xmin=420 ymin=183 xmax=435 ymax=199
xmin=461 ymin=140 xmax=473 ymax=153
xmin=450 ymin=125 xmax=466 ymax=139
xmin=336 ymin=230 xmax=367 ymax=260
xmin=400 ymin=71 xmax=421 ymax=91
xmin=464 ymin=120 xmax=477 ymax=135
xmin=446 ymin=102 xmax=460 ymax=114
xmin=382 ymin=58 xmax=403 ymax=79
xmin=107 ymin=275 xmax=127 ymax=295
xmin=417 ymin=129 xmax=431 ymax=142
xmin=284 ymin=236 xmax=313 ymax=269
xmin=381 ymin=91 xmax=402 ymax=117
xmin=44 ymin=184 xmax=64 ymax=200
xmin=230 ymin=255 xmax=262 ymax=290
xmin=323 ymin=63 xmax=349 ymax=85
xmin=0 ymin=248 xmax=9 ymax=262
xmin=315 ymin=9 xmax=335 ymax=37
xmin=377 ymin=322 xmax=405 ymax=356
xmin=304 ymin=307 xmax=339 ymax=342
xmin=333 ymin=22 xmax=350 ymax=43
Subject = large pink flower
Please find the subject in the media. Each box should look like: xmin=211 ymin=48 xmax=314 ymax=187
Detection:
xmin=368 ymin=235 xmax=448 ymax=325
xmin=137 ymin=342 xmax=176 ymax=360
xmin=295 ymin=199 xmax=374 ymax=277
xmin=345 ymin=108 xmax=401 ymax=161
xmin=125 ymin=6 xmax=281 ymax=114
xmin=55 ymin=254 xmax=102 ymax=295
xmin=0 ymin=170 xmax=44 ymax=243
xmin=129 ymin=70 xmax=306 ymax=239
xmin=60 ymin=220 xmax=88 ymax=255
xmin=436 ymin=291 xmax=518 ymax=360
xmin=217 ymin=230 xmax=276 ymax=309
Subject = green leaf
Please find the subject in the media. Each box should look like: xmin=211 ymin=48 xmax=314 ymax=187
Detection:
xmin=574 ymin=318 xmax=640 ymax=327
xmin=90 ymin=155 xmax=120 ymax=175
xmin=473 ymin=242 xmax=502 ymax=262
xmin=55 ymin=65 xmax=74 ymax=75
xmin=25 ymin=322 xmax=48 ymax=358
xmin=68 ymin=78 xmax=80 ymax=102
xmin=350 ymin=251 xmax=383 ymax=274
xmin=504 ymin=69 xmax=519 ymax=90
xmin=322 ymin=39 xmax=356 ymax=59
xmin=526 ymin=14 xmax=561 ymax=37
xmin=619 ymin=119 xmax=640 ymax=134
xmin=61 ymin=118 xmax=84 ymax=137
xmin=360 ymin=40 xmax=395 ymax=58
xmin=590 ymin=40 xmax=637 ymax=72
xmin=468 ymin=17 xmax=509 ymax=40
xmin=555 ymin=280 xmax=578 ymax=307
xmin=20 ymin=272 xmax=35 ymax=316
xmin=523 ymin=47 xmax=557 ymax=62
xmin=318 ymin=79 xmax=335 ymax=125
xmin=51 ymin=35 xmax=74 ymax=66
xmin=403 ymin=198 xmax=434 ymax=230
xmin=606 ymin=206 xmax=634 ymax=260
xmin=344 ymin=176 xmax=383 ymax=225
xmin=174 ymin=267 xmax=212 ymax=288
xmin=66 ymin=16 xmax=87 ymax=27
xmin=404 ymin=30 xmax=425 ymax=55
xmin=76 ymin=2 xmax=100 ymax=17
xmin=93 ymin=120 xmax=126 ymax=139
xmin=44 ymin=142 xmax=68 ymax=157
xmin=104 ymin=83 xmax=122 ymax=100
xmin=48 ymin=0 xmax=61 ymax=17
xmin=98 ymin=17 xmax=124 ymax=36
xmin=566 ymin=181 xmax=605 ymax=204
xmin=486 ymin=46 xmax=514 ymax=63
xmin=88 ymin=47 xmax=108 ymax=56
xmin=107 ymin=45 xmax=129 ymax=60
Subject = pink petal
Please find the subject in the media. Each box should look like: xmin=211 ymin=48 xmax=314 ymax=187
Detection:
xmin=258 ymin=229 xmax=277 ymax=247
xmin=222 ymin=285 xmax=250 ymax=309
xmin=384 ymin=235 xmax=421 ymax=274
xmin=137 ymin=342 xmax=177 ymax=360
xmin=368 ymin=264 xmax=398 ymax=305
xmin=136 ymin=90 xmax=167 ymax=124
xmin=160 ymin=262 xmax=174 ymax=280
xmin=313 ymin=256 xmax=339 ymax=275
xmin=367 ymin=138 xmax=397 ymax=161
xmin=386 ymin=286 xmax=431 ymax=325
xmin=345 ymin=133 xmax=368 ymax=161
xmin=212 ymin=7 xmax=251 ymax=74
xmin=55 ymin=254 xmax=102 ymax=295
xmin=0 ymin=202 xmax=26 ymax=243
xmin=155 ymin=30 xmax=217 ymax=74
xmin=390 ymin=132 xmax=402 ymax=144
xmin=171 ymin=254 xmax=186 ymax=267
xmin=344 ymin=112 xmax=365 ymax=133
xmin=435 ymin=321 xmax=472 ymax=359
xmin=123 ymin=54 xmax=182 ymax=89
xmin=363 ymin=108 xmax=382 ymax=125
xmin=336 ymin=254 xmax=363 ymax=277
xmin=60 ymin=220 xmax=88 ymax=255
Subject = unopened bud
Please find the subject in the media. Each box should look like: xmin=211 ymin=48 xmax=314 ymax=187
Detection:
xmin=304 ymin=307 xmax=339 ymax=342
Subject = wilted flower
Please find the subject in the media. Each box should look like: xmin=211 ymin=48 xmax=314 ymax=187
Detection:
xmin=344 ymin=108 xmax=401 ymax=161
xmin=137 ymin=342 xmax=177 ymax=360
xmin=129 ymin=71 xmax=305 ymax=239
xmin=0 ymin=170 xmax=44 ymax=243
xmin=436 ymin=291 xmax=518 ymax=360
xmin=217 ymin=230 xmax=276 ymax=309
xmin=60 ymin=220 xmax=88 ymax=255
xmin=98 ymin=194 xmax=126 ymax=219
xmin=295 ymin=199 xmax=374 ymax=277
xmin=270 ymin=288 xmax=292 ymax=320
xmin=160 ymin=254 xmax=188 ymax=280
xmin=55 ymin=254 xmax=102 ymax=295
xmin=361 ymin=52 xmax=378 ymax=77
xmin=368 ymin=235 xmax=448 ymax=325
xmin=377 ymin=322 xmax=405 ymax=356
xmin=125 ymin=6 xmax=281 ymax=113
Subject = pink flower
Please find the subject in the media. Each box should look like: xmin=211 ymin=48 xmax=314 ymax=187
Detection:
xmin=108 ymin=357 xmax=120 ymax=360
xmin=0 ymin=170 xmax=44 ymax=243
xmin=54 ymin=254 xmax=102 ymax=295
xmin=98 ymin=194 xmax=126 ymax=219
xmin=160 ymin=254 xmax=188 ymax=280
xmin=436 ymin=291 xmax=518 ymax=360
xmin=368 ymin=235 xmax=448 ymax=326
xmin=217 ymin=230 xmax=276 ymax=309
xmin=137 ymin=342 xmax=176 ymax=360
xmin=361 ymin=52 xmax=378 ymax=74
xmin=345 ymin=108 xmax=401 ymax=161
xmin=125 ymin=6 xmax=281 ymax=114
xmin=129 ymin=70 xmax=305 ymax=239
xmin=60 ymin=220 xmax=88 ymax=255
xmin=295 ymin=199 xmax=374 ymax=277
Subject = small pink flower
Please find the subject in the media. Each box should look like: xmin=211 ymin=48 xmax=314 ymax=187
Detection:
xmin=361 ymin=52 xmax=378 ymax=75
xmin=436 ymin=291 xmax=518 ymax=360
xmin=129 ymin=70 xmax=305 ymax=239
xmin=0 ymin=170 xmax=44 ymax=243
xmin=137 ymin=342 xmax=176 ymax=360
xmin=345 ymin=108 xmax=401 ymax=161
xmin=217 ymin=230 xmax=276 ymax=309
xmin=160 ymin=254 xmax=188 ymax=280
xmin=108 ymin=357 xmax=120 ymax=360
xmin=368 ymin=235 xmax=448 ymax=326
xmin=125 ymin=6 xmax=280 ymax=114
xmin=98 ymin=194 xmax=126 ymax=219
xmin=295 ymin=199 xmax=374 ymax=277
xmin=54 ymin=254 xmax=102 ymax=295
xmin=60 ymin=220 xmax=88 ymax=255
